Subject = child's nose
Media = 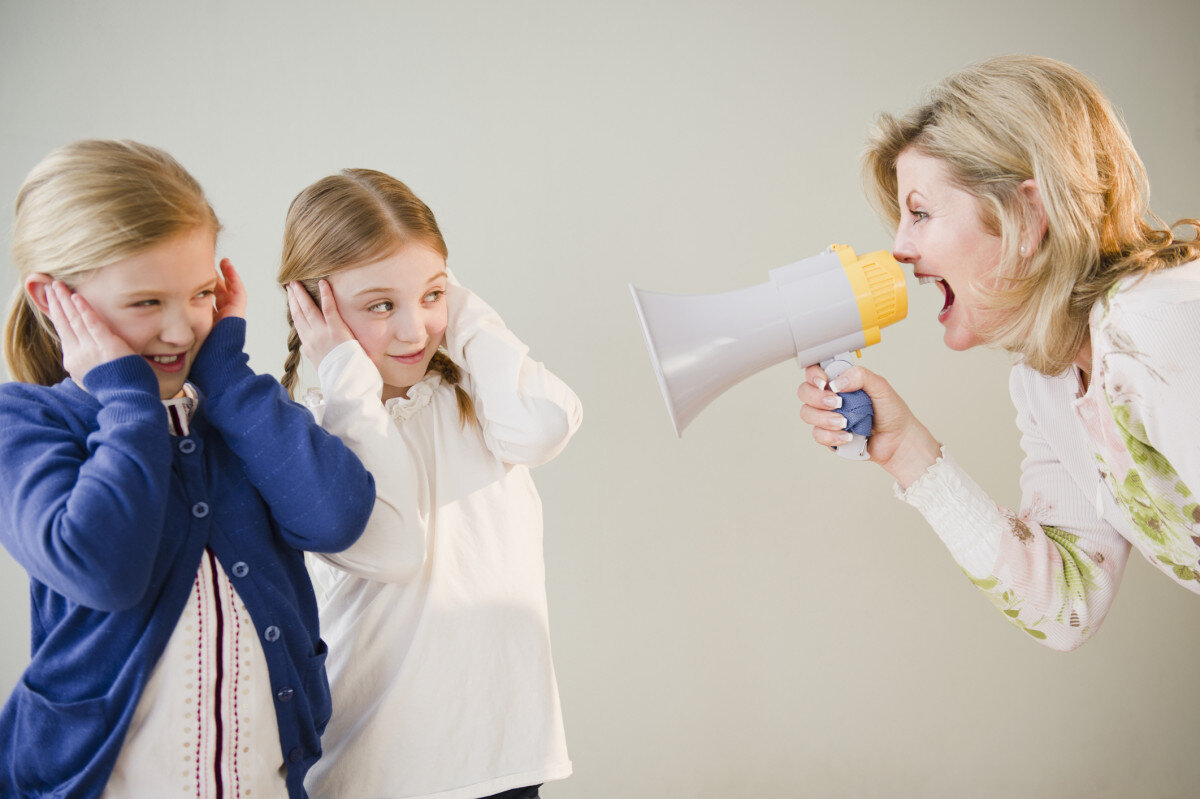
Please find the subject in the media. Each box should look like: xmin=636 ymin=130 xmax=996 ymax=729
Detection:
xmin=159 ymin=311 xmax=196 ymax=346
xmin=391 ymin=312 xmax=424 ymax=345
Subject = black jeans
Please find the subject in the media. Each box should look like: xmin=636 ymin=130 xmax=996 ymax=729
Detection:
xmin=480 ymin=785 xmax=541 ymax=799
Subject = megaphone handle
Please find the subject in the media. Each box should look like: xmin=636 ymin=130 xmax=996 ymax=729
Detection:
xmin=819 ymin=353 xmax=871 ymax=461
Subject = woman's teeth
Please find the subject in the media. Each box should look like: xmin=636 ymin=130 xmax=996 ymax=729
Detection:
xmin=919 ymin=276 xmax=955 ymax=313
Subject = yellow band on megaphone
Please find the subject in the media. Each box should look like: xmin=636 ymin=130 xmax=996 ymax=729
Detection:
xmin=830 ymin=244 xmax=908 ymax=348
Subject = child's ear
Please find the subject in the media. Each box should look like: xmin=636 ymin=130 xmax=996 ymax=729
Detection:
xmin=24 ymin=274 xmax=54 ymax=314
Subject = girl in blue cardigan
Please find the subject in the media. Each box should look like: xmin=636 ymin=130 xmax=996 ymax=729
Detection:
xmin=0 ymin=140 xmax=374 ymax=798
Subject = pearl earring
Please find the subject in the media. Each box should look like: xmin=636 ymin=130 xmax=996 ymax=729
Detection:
xmin=1019 ymin=245 xmax=1028 ymax=256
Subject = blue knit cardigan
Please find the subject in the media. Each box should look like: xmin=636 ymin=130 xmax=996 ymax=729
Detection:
xmin=0 ymin=318 xmax=374 ymax=798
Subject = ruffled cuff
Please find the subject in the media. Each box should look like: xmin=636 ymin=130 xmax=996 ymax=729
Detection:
xmin=893 ymin=446 xmax=1004 ymax=578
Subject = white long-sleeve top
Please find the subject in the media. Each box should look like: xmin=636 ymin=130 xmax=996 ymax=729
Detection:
xmin=301 ymin=283 xmax=581 ymax=799
xmin=896 ymin=260 xmax=1200 ymax=651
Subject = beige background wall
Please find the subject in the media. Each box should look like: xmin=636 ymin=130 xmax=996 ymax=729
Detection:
xmin=2 ymin=2 xmax=1198 ymax=796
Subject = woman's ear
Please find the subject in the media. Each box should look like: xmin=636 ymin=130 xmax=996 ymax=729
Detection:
xmin=24 ymin=274 xmax=54 ymax=314
xmin=1019 ymin=179 xmax=1049 ymax=250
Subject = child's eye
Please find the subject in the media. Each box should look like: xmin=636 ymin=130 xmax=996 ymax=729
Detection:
xmin=423 ymin=290 xmax=445 ymax=303
xmin=368 ymin=300 xmax=394 ymax=313
xmin=195 ymin=289 xmax=215 ymax=300
xmin=131 ymin=299 xmax=160 ymax=307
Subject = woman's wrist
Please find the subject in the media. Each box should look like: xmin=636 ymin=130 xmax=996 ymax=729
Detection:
xmin=883 ymin=422 xmax=943 ymax=489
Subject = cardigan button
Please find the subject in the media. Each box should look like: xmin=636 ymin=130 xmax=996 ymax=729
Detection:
xmin=178 ymin=439 xmax=197 ymax=454
xmin=191 ymin=502 xmax=210 ymax=519
xmin=288 ymin=747 xmax=303 ymax=764
xmin=264 ymin=625 xmax=281 ymax=642
xmin=275 ymin=686 xmax=294 ymax=702
xmin=231 ymin=562 xmax=249 ymax=578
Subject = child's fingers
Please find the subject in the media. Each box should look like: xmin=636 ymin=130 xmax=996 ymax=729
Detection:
xmin=317 ymin=280 xmax=349 ymax=331
xmin=286 ymin=286 xmax=309 ymax=337
xmin=220 ymin=258 xmax=247 ymax=302
xmin=317 ymin=279 xmax=334 ymax=317
xmin=289 ymin=282 xmax=317 ymax=326
xmin=220 ymin=257 xmax=242 ymax=287
xmin=53 ymin=282 xmax=89 ymax=345
xmin=215 ymin=258 xmax=247 ymax=319
xmin=44 ymin=284 xmax=78 ymax=350
xmin=72 ymin=293 xmax=127 ymax=355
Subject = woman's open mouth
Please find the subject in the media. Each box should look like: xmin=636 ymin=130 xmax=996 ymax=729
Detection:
xmin=918 ymin=275 xmax=955 ymax=321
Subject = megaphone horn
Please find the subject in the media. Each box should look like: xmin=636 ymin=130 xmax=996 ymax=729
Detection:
xmin=629 ymin=244 xmax=907 ymax=459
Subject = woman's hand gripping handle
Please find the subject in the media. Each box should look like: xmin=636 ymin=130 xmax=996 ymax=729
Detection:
xmin=818 ymin=353 xmax=872 ymax=460
xmin=798 ymin=359 xmax=942 ymax=487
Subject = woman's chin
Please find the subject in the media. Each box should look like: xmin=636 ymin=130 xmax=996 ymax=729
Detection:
xmin=941 ymin=322 xmax=983 ymax=352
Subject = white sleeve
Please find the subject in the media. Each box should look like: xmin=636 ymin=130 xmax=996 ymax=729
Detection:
xmin=443 ymin=276 xmax=582 ymax=467
xmin=894 ymin=370 xmax=1130 ymax=651
xmin=307 ymin=339 xmax=429 ymax=583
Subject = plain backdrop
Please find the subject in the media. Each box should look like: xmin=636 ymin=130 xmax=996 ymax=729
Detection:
xmin=2 ymin=2 xmax=1199 ymax=797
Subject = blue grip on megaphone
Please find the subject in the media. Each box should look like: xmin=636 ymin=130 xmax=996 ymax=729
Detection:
xmin=837 ymin=389 xmax=874 ymax=437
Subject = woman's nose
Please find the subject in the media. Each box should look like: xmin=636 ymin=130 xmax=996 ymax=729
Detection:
xmin=891 ymin=227 xmax=917 ymax=264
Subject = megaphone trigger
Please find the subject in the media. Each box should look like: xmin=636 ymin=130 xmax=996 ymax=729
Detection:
xmin=820 ymin=353 xmax=873 ymax=461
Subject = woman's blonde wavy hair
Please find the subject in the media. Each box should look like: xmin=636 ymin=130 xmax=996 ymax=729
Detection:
xmin=277 ymin=169 xmax=476 ymax=427
xmin=5 ymin=139 xmax=219 ymax=385
xmin=863 ymin=54 xmax=1200 ymax=376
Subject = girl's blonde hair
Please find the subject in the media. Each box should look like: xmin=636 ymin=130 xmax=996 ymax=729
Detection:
xmin=863 ymin=54 xmax=1200 ymax=375
xmin=277 ymin=169 xmax=476 ymax=427
xmin=6 ymin=139 xmax=220 ymax=385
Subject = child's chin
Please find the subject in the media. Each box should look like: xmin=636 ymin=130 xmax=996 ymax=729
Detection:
xmin=157 ymin=375 xmax=190 ymax=400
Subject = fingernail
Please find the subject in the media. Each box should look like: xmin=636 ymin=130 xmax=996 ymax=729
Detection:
xmin=812 ymin=376 xmax=826 ymax=390
xmin=835 ymin=415 xmax=848 ymax=429
xmin=828 ymin=380 xmax=844 ymax=393
xmin=824 ymin=395 xmax=842 ymax=409
xmin=837 ymin=432 xmax=854 ymax=443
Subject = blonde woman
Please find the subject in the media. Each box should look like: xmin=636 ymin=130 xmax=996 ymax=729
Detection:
xmin=277 ymin=169 xmax=581 ymax=799
xmin=0 ymin=140 xmax=374 ymax=797
xmin=798 ymin=55 xmax=1200 ymax=650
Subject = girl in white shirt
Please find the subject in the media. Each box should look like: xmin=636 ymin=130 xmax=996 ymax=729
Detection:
xmin=276 ymin=169 xmax=582 ymax=799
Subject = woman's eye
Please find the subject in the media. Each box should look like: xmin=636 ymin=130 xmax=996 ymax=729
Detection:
xmin=132 ymin=299 xmax=160 ymax=307
xmin=195 ymin=290 xmax=215 ymax=300
xmin=368 ymin=300 xmax=394 ymax=313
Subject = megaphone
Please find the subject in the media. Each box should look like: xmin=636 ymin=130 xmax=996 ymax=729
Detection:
xmin=629 ymin=244 xmax=907 ymax=459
